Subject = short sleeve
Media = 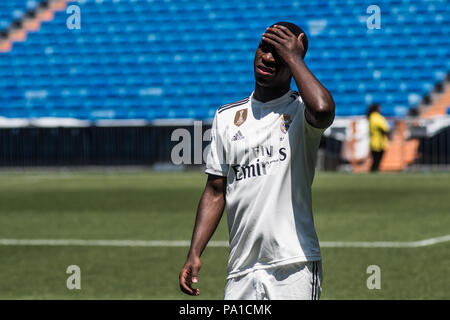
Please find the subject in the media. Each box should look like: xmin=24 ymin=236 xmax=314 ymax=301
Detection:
xmin=205 ymin=113 xmax=229 ymax=177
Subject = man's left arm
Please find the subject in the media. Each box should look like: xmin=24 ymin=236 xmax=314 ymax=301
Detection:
xmin=263 ymin=25 xmax=335 ymax=129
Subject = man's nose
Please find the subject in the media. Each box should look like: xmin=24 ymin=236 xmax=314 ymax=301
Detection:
xmin=262 ymin=51 xmax=275 ymax=63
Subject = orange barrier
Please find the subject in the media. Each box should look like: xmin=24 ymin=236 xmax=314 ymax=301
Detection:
xmin=349 ymin=119 xmax=420 ymax=173
xmin=1 ymin=0 xmax=69 ymax=52
xmin=422 ymin=85 xmax=450 ymax=119
xmin=379 ymin=120 xmax=419 ymax=171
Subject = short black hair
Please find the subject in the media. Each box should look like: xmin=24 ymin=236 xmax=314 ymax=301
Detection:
xmin=367 ymin=103 xmax=381 ymax=118
xmin=270 ymin=21 xmax=308 ymax=58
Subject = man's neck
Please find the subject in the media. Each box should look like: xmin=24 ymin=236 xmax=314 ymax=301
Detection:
xmin=253 ymin=83 xmax=291 ymax=103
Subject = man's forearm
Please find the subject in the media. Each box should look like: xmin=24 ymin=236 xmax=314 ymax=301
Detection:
xmin=287 ymin=58 xmax=335 ymax=128
xmin=188 ymin=180 xmax=226 ymax=258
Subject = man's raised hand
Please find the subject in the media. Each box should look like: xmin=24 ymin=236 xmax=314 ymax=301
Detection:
xmin=262 ymin=25 xmax=305 ymax=65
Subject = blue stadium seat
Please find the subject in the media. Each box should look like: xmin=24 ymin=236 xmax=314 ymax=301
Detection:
xmin=0 ymin=0 xmax=448 ymax=120
xmin=0 ymin=1 xmax=37 ymax=30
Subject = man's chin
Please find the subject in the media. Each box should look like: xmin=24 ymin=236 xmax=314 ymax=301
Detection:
xmin=255 ymin=75 xmax=276 ymax=87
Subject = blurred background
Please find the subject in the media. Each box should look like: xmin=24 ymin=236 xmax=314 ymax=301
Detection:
xmin=0 ymin=0 xmax=448 ymax=299
xmin=0 ymin=0 xmax=449 ymax=170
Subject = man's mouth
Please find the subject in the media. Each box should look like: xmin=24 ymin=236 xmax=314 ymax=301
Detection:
xmin=257 ymin=65 xmax=276 ymax=76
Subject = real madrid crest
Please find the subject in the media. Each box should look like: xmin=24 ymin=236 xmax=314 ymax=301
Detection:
xmin=234 ymin=109 xmax=248 ymax=126
xmin=280 ymin=113 xmax=292 ymax=133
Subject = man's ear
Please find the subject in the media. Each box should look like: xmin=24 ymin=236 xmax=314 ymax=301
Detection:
xmin=297 ymin=33 xmax=304 ymax=45
xmin=297 ymin=33 xmax=306 ymax=58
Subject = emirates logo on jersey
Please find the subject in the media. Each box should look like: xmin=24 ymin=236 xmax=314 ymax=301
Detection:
xmin=280 ymin=113 xmax=292 ymax=133
xmin=234 ymin=109 xmax=248 ymax=126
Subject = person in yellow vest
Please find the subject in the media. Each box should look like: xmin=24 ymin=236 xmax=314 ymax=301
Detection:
xmin=367 ymin=104 xmax=390 ymax=172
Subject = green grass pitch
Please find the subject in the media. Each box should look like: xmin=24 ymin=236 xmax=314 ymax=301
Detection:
xmin=0 ymin=170 xmax=448 ymax=299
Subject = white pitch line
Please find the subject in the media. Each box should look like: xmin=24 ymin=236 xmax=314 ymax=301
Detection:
xmin=0 ymin=239 xmax=228 ymax=247
xmin=320 ymin=234 xmax=450 ymax=248
xmin=0 ymin=235 xmax=449 ymax=248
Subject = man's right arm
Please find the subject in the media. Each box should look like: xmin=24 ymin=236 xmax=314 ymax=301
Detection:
xmin=179 ymin=173 xmax=226 ymax=296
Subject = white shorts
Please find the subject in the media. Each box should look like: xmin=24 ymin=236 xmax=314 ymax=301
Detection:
xmin=224 ymin=261 xmax=322 ymax=300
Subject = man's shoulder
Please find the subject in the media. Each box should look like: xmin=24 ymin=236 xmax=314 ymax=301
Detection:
xmin=370 ymin=112 xmax=385 ymax=123
xmin=217 ymin=96 xmax=251 ymax=115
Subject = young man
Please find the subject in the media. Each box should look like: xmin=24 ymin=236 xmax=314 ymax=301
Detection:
xmin=179 ymin=22 xmax=335 ymax=300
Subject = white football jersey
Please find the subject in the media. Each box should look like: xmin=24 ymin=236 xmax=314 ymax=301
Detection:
xmin=205 ymin=89 xmax=324 ymax=279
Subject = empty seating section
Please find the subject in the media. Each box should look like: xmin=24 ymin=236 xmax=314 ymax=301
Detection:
xmin=0 ymin=0 xmax=449 ymax=120
xmin=0 ymin=1 xmax=38 ymax=30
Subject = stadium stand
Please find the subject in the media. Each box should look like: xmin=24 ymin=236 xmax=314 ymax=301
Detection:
xmin=0 ymin=0 xmax=449 ymax=121
xmin=0 ymin=1 xmax=38 ymax=31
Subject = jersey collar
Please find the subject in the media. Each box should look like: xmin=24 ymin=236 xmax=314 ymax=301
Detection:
xmin=250 ymin=89 xmax=294 ymax=108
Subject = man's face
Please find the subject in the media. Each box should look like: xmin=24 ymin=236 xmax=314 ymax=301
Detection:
xmin=254 ymin=40 xmax=291 ymax=88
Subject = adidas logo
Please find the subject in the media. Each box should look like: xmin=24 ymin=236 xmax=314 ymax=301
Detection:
xmin=231 ymin=130 xmax=245 ymax=141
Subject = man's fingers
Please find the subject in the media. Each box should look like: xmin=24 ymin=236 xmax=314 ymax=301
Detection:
xmin=190 ymin=265 xmax=200 ymax=296
xmin=273 ymin=24 xmax=295 ymax=38
xmin=266 ymin=26 xmax=288 ymax=40
xmin=179 ymin=264 xmax=201 ymax=296
xmin=191 ymin=265 xmax=199 ymax=284
xmin=179 ymin=269 xmax=196 ymax=295
xmin=179 ymin=270 xmax=193 ymax=294
xmin=262 ymin=32 xmax=282 ymax=45
xmin=261 ymin=35 xmax=281 ymax=48
xmin=180 ymin=282 xmax=194 ymax=295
